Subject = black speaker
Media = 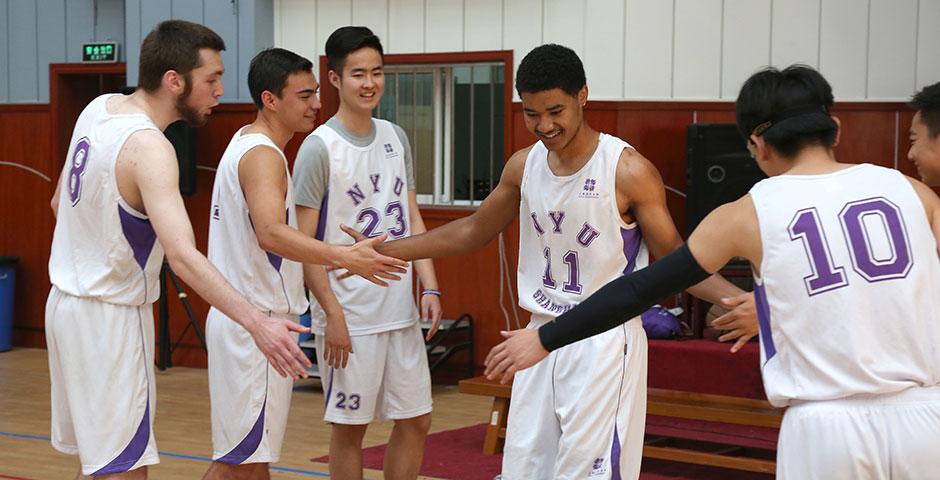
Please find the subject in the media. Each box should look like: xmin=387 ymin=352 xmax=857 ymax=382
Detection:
xmin=164 ymin=120 xmax=198 ymax=196
xmin=686 ymin=123 xmax=766 ymax=235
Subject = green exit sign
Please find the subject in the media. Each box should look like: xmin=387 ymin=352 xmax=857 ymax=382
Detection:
xmin=81 ymin=42 xmax=119 ymax=63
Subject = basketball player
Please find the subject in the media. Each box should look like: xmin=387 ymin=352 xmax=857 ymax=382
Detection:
xmin=486 ymin=65 xmax=940 ymax=480
xmin=908 ymin=81 xmax=940 ymax=186
xmin=201 ymin=48 xmax=406 ymax=479
xmin=292 ymin=27 xmax=442 ymax=480
xmin=353 ymin=44 xmax=755 ymax=479
xmin=45 ymin=21 xmax=400 ymax=479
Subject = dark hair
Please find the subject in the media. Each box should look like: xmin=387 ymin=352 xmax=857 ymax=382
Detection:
xmin=735 ymin=65 xmax=838 ymax=158
xmin=248 ymin=48 xmax=314 ymax=109
xmin=325 ymin=26 xmax=384 ymax=75
xmin=516 ymin=44 xmax=586 ymax=97
xmin=911 ymin=82 xmax=940 ymax=138
xmin=138 ymin=20 xmax=226 ymax=92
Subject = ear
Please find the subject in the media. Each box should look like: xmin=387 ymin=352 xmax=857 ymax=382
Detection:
xmin=750 ymin=135 xmax=768 ymax=160
xmin=328 ymin=70 xmax=341 ymax=90
xmin=832 ymin=115 xmax=842 ymax=147
xmin=162 ymin=70 xmax=186 ymax=95
xmin=261 ymin=90 xmax=278 ymax=111
xmin=578 ymin=85 xmax=588 ymax=107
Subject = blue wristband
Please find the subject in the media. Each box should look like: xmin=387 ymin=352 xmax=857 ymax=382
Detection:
xmin=421 ymin=289 xmax=441 ymax=297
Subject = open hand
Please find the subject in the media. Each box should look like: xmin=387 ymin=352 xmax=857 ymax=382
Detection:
xmin=248 ymin=313 xmax=312 ymax=379
xmin=711 ymin=292 xmax=758 ymax=353
xmin=484 ymin=329 xmax=549 ymax=384
xmin=338 ymin=227 xmax=408 ymax=286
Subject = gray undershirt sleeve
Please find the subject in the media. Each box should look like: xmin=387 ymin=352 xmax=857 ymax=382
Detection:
xmin=292 ymin=134 xmax=331 ymax=209
xmin=391 ymin=124 xmax=417 ymax=190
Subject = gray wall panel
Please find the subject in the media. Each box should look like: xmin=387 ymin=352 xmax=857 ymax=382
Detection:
xmin=172 ymin=0 xmax=203 ymax=23
xmin=125 ymin=0 xmax=141 ymax=86
xmin=7 ymin=0 xmax=38 ymax=101
xmin=65 ymin=0 xmax=95 ymax=62
xmin=0 ymin=0 xmax=9 ymax=102
xmin=37 ymin=0 xmax=67 ymax=103
xmin=204 ymin=0 xmax=240 ymax=102
xmin=95 ymin=0 xmax=125 ymax=57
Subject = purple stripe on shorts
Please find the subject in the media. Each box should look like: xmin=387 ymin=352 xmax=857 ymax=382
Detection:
xmin=118 ymin=205 xmax=157 ymax=270
xmin=610 ymin=425 xmax=622 ymax=480
xmin=93 ymin=400 xmax=151 ymax=475
xmin=324 ymin=366 xmax=334 ymax=409
xmin=216 ymin=399 xmax=267 ymax=464
xmin=753 ymin=282 xmax=777 ymax=362
xmin=621 ymin=227 xmax=644 ymax=274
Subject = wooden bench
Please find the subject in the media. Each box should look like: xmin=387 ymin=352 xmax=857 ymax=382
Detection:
xmin=458 ymin=376 xmax=785 ymax=473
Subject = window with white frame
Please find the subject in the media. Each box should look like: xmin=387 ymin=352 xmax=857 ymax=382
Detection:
xmin=374 ymin=62 xmax=505 ymax=206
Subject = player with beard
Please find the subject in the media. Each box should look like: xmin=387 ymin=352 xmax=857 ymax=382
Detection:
xmin=44 ymin=21 xmax=398 ymax=480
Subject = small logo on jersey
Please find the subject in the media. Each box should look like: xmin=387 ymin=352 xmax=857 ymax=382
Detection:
xmin=212 ymin=204 xmax=221 ymax=220
xmin=383 ymin=142 xmax=400 ymax=158
xmin=579 ymin=178 xmax=599 ymax=198
xmin=589 ymin=457 xmax=607 ymax=476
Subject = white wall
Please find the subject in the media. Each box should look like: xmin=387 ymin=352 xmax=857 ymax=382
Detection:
xmin=274 ymin=0 xmax=940 ymax=102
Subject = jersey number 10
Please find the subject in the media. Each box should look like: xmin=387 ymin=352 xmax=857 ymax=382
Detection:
xmin=789 ymin=197 xmax=912 ymax=296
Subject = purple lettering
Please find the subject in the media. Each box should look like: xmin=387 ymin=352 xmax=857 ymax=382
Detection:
xmin=548 ymin=211 xmax=565 ymax=233
xmin=346 ymin=184 xmax=366 ymax=206
xmin=576 ymin=223 xmax=600 ymax=247
xmin=531 ymin=213 xmax=545 ymax=236
xmin=370 ymin=174 xmax=381 ymax=193
xmin=394 ymin=176 xmax=404 ymax=196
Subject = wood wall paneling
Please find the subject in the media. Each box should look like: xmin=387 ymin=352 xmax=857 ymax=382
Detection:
xmin=0 ymin=106 xmax=53 ymax=348
xmin=831 ymin=107 xmax=898 ymax=169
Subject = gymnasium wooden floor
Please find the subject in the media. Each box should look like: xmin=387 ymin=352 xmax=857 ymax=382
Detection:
xmin=0 ymin=349 xmax=492 ymax=479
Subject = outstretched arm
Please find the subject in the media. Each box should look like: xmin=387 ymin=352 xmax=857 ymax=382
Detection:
xmin=484 ymin=196 xmax=758 ymax=382
xmin=240 ymin=145 xmax=406 ymax=285
xmin=125 ymin=130 xmax=312 ymax=379
xmin=377 ymin=148 xmax=529 ymax=261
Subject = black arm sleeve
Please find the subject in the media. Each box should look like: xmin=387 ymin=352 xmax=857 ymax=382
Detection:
xmin=538 ymin=244 xmax=711 ymax=352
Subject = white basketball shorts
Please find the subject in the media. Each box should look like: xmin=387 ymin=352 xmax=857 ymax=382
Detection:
xmin=501 ymin=318 xmax=648 ymax=480
xmin=317 ymin=322 xmax=432 ymax=424
xmin=45 ymin=286 xmax=159 ymax=475
xmin=777 ymin=386 xmax=940 ymax=480
xmin=206 ymin=308 xmax=296 ymax=464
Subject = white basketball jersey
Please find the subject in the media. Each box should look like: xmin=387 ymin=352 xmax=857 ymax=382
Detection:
xmin=207 ymin=128 xmax=308 ymax=315
xmin=518 ymin=133 xmax=649 ymax=324
xmin=48 ymin=94 xmax=165 ymax=306
xmin=308 ymin=119 xmax=417 ymax=335
xmin=750 ymin=163 xmax=940 ymax=407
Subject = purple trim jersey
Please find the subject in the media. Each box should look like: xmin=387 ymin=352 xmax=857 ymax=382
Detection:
xmin=518 ymin=133 xmax=649 ymax=324
xmin=749 ymin=164 xmax=940 ymax=407
xmin=48 ymin=94 xmax=164 ymax=306
xmin=207 ymin=128 xmax=308 ymax=315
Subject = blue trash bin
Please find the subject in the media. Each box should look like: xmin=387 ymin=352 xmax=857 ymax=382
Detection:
xmin=0 ymin=256 xmax=18 ymax=352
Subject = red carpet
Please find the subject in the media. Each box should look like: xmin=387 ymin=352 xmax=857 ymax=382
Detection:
xmin=313 ymin=421 xmax=776 ymax=479
xmin=648 ymin=339 xmax=766 ymax=400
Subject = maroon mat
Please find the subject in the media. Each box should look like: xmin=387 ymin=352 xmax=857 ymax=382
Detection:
xmin=313 ymin=421 xmax=777 ymax=479
xmin=648 ymin=339 xmax=766 ymax=400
